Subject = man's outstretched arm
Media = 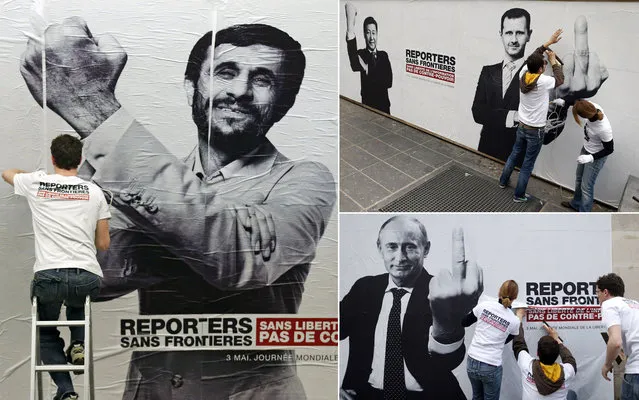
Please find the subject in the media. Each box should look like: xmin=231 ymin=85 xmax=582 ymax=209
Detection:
xmin=85 ymin=114 xmax=336 ymax=291
xmin=2 ymin=169 xmax=27 ymax=186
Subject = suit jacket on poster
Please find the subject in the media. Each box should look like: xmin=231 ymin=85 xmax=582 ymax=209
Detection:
xmin=472 ymin=61 xmax=526 ymax=165
xmin=340 ymin=269 xmax=466 ymax=399
xmin=79 ymin=108 xmax=336 ymax=400
xmin=347 ymin=37 xmax=393 ymax=114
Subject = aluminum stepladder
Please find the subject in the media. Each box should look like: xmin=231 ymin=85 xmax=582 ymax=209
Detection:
xmin=30 ymin=296 xmax=95 ymax=400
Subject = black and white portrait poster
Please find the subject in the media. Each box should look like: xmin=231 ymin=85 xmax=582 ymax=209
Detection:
xmin=0 ymin=0 xmax=337 ymax=398
xmin=340 ymin=0 xmax=639 ymax=207
xmin=340 ymin=213 xmax=613 ymax=399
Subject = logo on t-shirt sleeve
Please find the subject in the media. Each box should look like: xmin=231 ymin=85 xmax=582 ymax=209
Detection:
xmin=624 ymin=299 xmax=639 ymax=310
xmin=37 ymin=182 xmax=90 ymax=200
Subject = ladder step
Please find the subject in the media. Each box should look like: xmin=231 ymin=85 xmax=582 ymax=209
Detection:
xmin=35 ymin=365 xmax=85 ymax=372
xmin=36 ymin=320 xmax=86 ymax=327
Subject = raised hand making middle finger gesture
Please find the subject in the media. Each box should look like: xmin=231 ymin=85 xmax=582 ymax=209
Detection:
xmin=428 ymin=228 xmax=484 ymax=343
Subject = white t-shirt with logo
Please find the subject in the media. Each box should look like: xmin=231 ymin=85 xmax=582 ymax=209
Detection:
xmin=602 ymin=296 xmax=639 ymax=374
xmin=13 ymin=171 xmax=110 ymax=277
xmin=517 ymin=349 xmax=576 ymax=400
xmin=518 ymin=65 xmax=557 ymax=128
xmin=467 ymin=300 xmax=521 ymax=366
xmin=580 ymin=102 xmax=613 ymax=155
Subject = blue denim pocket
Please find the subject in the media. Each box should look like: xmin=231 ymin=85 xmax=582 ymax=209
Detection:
xmin=621 ymin=374 xmax=639 ymax=400
xmin=32 ymin=271 xmax=63 ymax=304
xmin=65 ymin=271 xmax=100 ymax=307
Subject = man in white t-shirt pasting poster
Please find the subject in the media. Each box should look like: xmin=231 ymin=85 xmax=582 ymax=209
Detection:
xmin=512 ymin=309 xmax=577 ymax=400
xmin=499 ymin=28 xmax=565 ymax=203
xmin=2 ymin=134 xmax=111 ymax=400
xmin=561 ymin=100 xmax=614 ymax=212
xmin=597 ymin=273 xmax=639 ymax=400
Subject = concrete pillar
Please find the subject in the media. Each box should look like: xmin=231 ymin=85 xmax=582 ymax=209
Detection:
xmin=611 ymin=214 xmax=639 ymax=400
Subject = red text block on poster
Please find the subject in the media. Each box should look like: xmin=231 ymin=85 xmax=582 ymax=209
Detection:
xmin=256 ymin=318 xmax=338 ymax=346
xmin=527 ymin=306 xmax=601 ymax=322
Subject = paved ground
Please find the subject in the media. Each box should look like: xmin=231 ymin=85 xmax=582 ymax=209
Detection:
xmin=340 ymin=98 xmax=615 ymax=212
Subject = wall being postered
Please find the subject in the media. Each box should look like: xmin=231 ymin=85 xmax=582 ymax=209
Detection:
xmin=340 ymin=214 xmax=614 ymax=400
xmin=340 ymin=0 xmax=639 ymax=207
xmin=0 ymin=0 xmax=337 ymax=398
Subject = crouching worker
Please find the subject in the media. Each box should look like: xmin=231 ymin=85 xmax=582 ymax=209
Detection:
xmin=512 ymin=310 xmax=577 ymax=400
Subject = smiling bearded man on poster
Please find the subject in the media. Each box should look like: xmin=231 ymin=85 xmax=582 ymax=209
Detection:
xmin=20 ymin=16 xmax=336 ymax=400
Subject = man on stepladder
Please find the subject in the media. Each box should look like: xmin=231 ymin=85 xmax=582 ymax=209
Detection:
xmin=2 ymin=134 xmax=111 ymax=400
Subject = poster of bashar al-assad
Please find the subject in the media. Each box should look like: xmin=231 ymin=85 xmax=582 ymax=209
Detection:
xmin=0 ymin=0 xmax=337 ymax=399
xmin=344 ymin=1 xmax=393 ymax=115
xmin=340 ymin=213 xmax=613 ymax=400
xmin=471 ymin=7 xmax=609 ymax=163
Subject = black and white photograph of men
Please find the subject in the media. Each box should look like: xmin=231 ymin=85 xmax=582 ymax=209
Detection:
xmin=340 ymin=213 xmax=614 ymax=400
xmin=344 ymin=1 xmax=393 ymax=114
xmin=18 ymin=4 xmax=337 ymax=399
xmin=340 ymin=215 xmax=483 ymax=399
xmin=472 ymin=9 xmax=609 ymax=160
xmin=472 ymin=8 xmax=533 ymax=164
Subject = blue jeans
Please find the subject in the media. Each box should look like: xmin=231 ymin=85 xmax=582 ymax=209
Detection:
xmin=499 ymin=125 xmax=545 ymax=198
xmin=569 ymin=151 xmax=608 ymax=212
xmin=31 ymin=268 xmax=100 ymax=398
xmin=622 ymin=374 xmax=639 ymax=400
xmin=466 ymin=356 xmax=503 ymax=400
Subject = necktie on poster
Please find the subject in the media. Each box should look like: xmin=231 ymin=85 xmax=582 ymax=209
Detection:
xmin=503 ymin=61 xmax=516 ymax=97
xmin=384 ymin=288 xmax=408 ymax=400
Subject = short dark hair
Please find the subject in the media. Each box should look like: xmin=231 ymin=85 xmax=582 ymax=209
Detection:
xmin=363 ymin=17 xmax=378 ymax=34
xmin=537 ymin=335 xmax=560 ymax=365
xmin=596 ymin=273 xmax=625 ymax=297
xmin=50 ymin=134 xmax=82 ymax=170
xmin=526 ymin=52 xmax=545 ymax=73
xmin=184 ymin=24 xmax=306 ymax=124
xmin=377 ymin=216 xmax=429 ymax=249
xmin=501 ymin=8 xmax=531 ymax=33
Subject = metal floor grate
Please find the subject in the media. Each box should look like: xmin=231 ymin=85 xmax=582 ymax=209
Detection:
xmin=378 ymin=163 xmax=544 ymax=212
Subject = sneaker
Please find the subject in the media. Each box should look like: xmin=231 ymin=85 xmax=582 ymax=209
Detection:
xmin=66 ymin=342 xmax=84 ymax=375
xmin=561 ymin=201 xmax=578 ymax=211
xmin=499 ymin=183 xmax=506 ymax=189
xmin=513 ymin=194 xmax=531 ymax=203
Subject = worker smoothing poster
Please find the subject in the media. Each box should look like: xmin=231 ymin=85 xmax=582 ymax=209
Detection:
xmin=0 ymin=0 xmax=337 ymax=399
xmin=340 ymin=213 xmax=613 ymax=399
xmin=340 ymin=0 xmax=639 ymax=208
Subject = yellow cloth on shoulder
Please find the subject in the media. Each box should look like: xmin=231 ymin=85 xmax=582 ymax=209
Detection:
xmin=539 ymin=362 xmax=562 ymax=382
xmin=524 ymin=72 xmax=540 ymax=86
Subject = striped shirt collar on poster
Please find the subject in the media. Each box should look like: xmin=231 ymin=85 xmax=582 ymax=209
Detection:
xmin=503 ymin=57 xmax=526 ymax=78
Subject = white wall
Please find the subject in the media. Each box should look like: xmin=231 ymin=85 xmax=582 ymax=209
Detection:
xmin=340 ymin=0 xmax=639 ymax=207
xmin=340 ymin=213 xmax=613 ymax=400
